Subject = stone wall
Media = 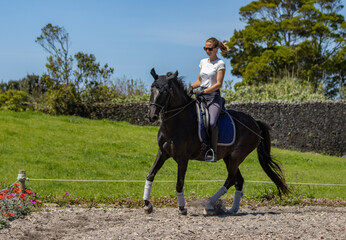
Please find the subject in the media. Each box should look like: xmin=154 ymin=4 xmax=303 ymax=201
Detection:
xmin=87 ymin=101 xmax=346 ymax=156
xmin=227 ymin=101 xmax=346 ymax=156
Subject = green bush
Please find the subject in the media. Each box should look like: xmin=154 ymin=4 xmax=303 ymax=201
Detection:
xmin=43 ymin=84 xmax=82 ymax=115
xmin=111 ymin=94 xmax=150 ymax=103
xmin=109 ymin=77 xmax=149 ymax=103
xmin=0 ymin=90 xmax=29 ymax=111
xmin=222 ymin=78 xmax=325 ymax=102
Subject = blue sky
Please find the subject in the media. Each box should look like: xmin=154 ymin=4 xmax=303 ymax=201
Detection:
xmin=1 ymin=0 xmax=345 ymax=88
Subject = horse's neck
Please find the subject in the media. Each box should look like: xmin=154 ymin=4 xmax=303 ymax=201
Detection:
xmin=161 ymin=84 xmax=197 ymax=136
xmin=161 ymin=102 xmax=197 ymax=135
xmin=167 ymin=88 xmax=190 ymax=109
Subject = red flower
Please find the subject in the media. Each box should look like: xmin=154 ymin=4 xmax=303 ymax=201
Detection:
xmin=14 ymin=188 xmax=23 ymax=193
xmin=14 ymin=183 xmax=20 ymax=187
xmin=6 ymin=195 xmax=12 ymax=199
xmin=8 ymin=212 xmax=14 ymax=217
xmin=36 ymin=200 xmax=42 ymax=204
xmin=25 ymin=189 xmax=33 ymax=195
xmin=3 ymin=213 xmax=8 ymax=217
xmin=18 ymin=205 xmax=23 ymax=209
xmin=0 ymin=196 xmax=4 ymax=200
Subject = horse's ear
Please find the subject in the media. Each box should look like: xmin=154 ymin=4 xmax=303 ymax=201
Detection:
xmin=167 ymin=70 xmax=178 ymax=80
xmin=150 ymin=68 xmax=158 ymax=80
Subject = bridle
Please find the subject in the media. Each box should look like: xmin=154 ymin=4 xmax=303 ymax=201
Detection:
xmin=149 ymin=92 xmax=171 ymax=112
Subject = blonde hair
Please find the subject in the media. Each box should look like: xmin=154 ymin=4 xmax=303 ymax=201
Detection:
xmin=206 ymin=37 xmax=229 ymax=54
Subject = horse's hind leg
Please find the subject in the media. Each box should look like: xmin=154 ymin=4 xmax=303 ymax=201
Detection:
xmin=205 ymin=155 xmax=246 ymax=214
xmin=204 ymin=157 xmax=238 ymax=214
xmin=228 ymin=169 xmax=244 ymax=214
xmin=143 ymin=149 xmax=169 ymax=214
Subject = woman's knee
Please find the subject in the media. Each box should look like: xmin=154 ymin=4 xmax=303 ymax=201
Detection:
xmin=210 ymin=119 xmax=218 ymax=130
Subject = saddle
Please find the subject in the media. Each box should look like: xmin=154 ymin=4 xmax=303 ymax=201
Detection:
xmin=196 ymin=98 xmax=236 ymax=146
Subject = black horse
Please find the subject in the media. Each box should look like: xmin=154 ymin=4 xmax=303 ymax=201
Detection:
xmin=143 ymin=69 xmax=289 ymax=215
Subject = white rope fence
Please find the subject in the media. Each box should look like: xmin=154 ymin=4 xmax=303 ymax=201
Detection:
xmin=2 ymin=170 xmax=345 ymax=191
xmin=28 ymin=178 xmax=346 ymax=186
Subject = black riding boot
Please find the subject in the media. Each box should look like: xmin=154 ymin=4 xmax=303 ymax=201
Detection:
xmin=205 ymin=127 xmax=218 ymax=162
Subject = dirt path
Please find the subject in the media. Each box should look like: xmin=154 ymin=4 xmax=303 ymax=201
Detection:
xmin=0 ymin=205 xmax=345 ymax=240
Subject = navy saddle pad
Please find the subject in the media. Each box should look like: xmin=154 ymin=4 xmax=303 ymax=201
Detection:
xmin=196 ymin=103 xmax=236 ymax=146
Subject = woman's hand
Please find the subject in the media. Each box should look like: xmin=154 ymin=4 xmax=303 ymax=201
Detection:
xmin=194 ymin=90 xmax=204 ymax=96
xmin=187 ymin=86 xmax=194 ymax=96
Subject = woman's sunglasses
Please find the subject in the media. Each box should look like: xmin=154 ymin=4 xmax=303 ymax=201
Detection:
xmin=203 ymin=47 xmax=215 ymax=51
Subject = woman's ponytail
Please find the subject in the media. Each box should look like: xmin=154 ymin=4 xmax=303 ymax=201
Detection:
xmin=207 ymin=37 xmax=229 ymax=54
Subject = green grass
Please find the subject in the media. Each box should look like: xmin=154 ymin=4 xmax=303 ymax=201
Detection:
xmin=0 ymin=110 xmax=345 ymax=204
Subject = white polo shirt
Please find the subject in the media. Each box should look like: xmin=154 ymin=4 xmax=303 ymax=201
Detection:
xmin=199 ymin=58 xmax=225 ymax=88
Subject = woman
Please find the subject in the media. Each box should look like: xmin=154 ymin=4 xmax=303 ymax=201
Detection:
xmin=189 ymin=37 xmax=228 ymax=162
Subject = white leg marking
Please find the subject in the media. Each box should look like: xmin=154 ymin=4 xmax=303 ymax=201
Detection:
xmin=177 ymin=190 xmax=185 ymax=207
xmin=228 ymin=190 xmax=243 ymax=214
xmin=143 ymin=180 xmax=153 ymax=201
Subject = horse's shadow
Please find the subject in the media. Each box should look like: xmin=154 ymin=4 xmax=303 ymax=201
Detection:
xmin=189 ymin=210 xmax=280 ymax=218
xmin=187 ymin=199 xmax=280 ymax=218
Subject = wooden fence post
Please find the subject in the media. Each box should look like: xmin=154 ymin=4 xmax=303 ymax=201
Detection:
xmin=18 ymin=170 xmax=26 ymax=190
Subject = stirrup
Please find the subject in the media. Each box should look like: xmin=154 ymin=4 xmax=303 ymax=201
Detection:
xmin=205 ymin=149 xmax=216 ymax=162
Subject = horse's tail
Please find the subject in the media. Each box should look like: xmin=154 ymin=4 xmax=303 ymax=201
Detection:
xmin=256 ymin=120 xmax=290 ymax=196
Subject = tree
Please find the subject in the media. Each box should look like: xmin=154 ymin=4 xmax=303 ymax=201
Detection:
xmin=324 ymin=47 xmax=346 ymax=98
xmin=18 ymin=74 xmax=48 ymax=98
xmin=35 ymin=24 xmax=116 ymax=113
xmin=225 ymin=0 xmax=345 ymax=95
xmin=35 ymin=23 xmax=73 ymax=85
xmin=296 ymin=0 xmax=345 ymax=92
xmin=73 ymin=52 xmax=114 ymax=90
xmin=73 ymin=52 xmax=114 ymax=103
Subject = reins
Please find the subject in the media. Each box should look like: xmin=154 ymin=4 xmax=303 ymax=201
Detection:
xmin=161 ymin=99 xmax=196 ymax=122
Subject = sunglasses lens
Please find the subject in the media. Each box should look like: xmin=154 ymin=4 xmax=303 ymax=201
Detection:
xmin=203 ymin=47 xmax=213 ymax=51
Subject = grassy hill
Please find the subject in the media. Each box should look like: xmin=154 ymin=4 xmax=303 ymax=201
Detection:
xmin=0 ymin=110 xmax=344 ymax=204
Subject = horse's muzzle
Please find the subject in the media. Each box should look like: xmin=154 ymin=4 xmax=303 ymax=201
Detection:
xmin=148 ymin=105 xmax=160 ymax=122
xmin=149 ymin=115 xmax=159 ymax=122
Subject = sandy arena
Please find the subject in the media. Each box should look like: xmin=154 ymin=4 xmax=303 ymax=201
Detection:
xmin=0 ymin=204 xmax=345 ymax=240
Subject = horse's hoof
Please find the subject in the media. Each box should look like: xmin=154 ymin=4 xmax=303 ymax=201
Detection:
xmin=204 ymin=205 xmax=227 ymax=215
xmin=144 ymin=202 xmax=153 ymax=214
xmin=179 ymin=207 xmax=187 ymax=215
xmin=227 ymin=208 xmax=239 ymax=215
xmin=203 ymin=208 xmax=217 ymax=216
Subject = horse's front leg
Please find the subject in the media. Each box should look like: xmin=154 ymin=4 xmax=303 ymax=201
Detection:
xmin=176 ymin=159 xmax=188 ymax=215
xmin=143 ymin=149 xmax=169 ymax=214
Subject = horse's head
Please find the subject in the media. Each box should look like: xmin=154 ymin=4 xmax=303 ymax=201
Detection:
xmin=148 ymin=68 xmax=179 ymax=122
